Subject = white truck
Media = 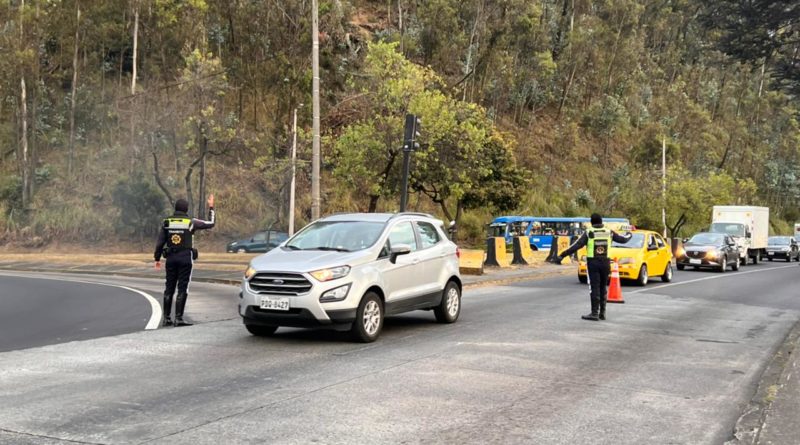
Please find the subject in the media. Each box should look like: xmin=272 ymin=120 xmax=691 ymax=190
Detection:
xmin=710 ymin=206 xmax=769 ymax=265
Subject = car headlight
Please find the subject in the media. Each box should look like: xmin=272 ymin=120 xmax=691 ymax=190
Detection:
xmin=781 ymin=247 xmax=790 ymax=252
xmin=310 ymin=266 xmax=350 ymax=282
xmin=618 ymin=258 xmax=636 ymax=265
xmin=705 ymin=250 xmax=717 ymax=260
xmin=244 ymin=266 xmax=257 ymax=280
xmin=230 ymin=242 xmax=238 ymax=246
xmin=319 ymin=284 xmax=351 ymax=302
xmin=676 ymin=247 xmax=685 ymax=257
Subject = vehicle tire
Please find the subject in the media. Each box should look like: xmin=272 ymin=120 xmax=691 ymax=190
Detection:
xmin=661 ymin=263 xmax=673 ymax=282
xmin=578 ymin=274 xmax=588 ymax=284
xmin=237 ymin=247 xmax=247 ymax=254
xmin=732 ymin=256 xmax=740 ymax=271
xmin=752 ymin=251 xmax=760 ymax=264
xmin=434 ymin=281 xmax=461 ymax=324
xmin=768 ymin=257 xmax=773 ymax=261
xmin=350 ymin=292 xmax=383 ymax=343
xmin=677 ymin=264 xmax=685 ymax=271
xmin=740 ymin=255 xmax=747 ymax=266
xmin=245 ymin=325 xmax=278 ymax=337
xmin=719 ymin=256 xmax=727 ymax=273
xmin=636 ymin=264 xmax=648 ymax=286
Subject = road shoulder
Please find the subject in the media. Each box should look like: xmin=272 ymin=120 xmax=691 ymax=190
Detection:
xmin=727 ymin=318 xmax=800 ymax=445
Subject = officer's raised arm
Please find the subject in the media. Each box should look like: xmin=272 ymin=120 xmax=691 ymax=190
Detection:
xmin=611 ymin=230 xmax=632 ymax=244
xmin=558 ymin=233 xmax=588 ymax=261
xmin=192 ymin=194 xmax=216 ymax=231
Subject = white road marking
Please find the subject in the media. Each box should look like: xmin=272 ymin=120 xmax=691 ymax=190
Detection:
xmin=0 ymin=271 xmax=162 ymax=330
xmin=628 ymin=264 xmax=797 ymax=294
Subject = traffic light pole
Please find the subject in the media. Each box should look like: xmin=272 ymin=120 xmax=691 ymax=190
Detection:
xmin=399 ymin=147 xmax=411 ymax=212
xmin=399 ymin=114 xmax=420 ymax=213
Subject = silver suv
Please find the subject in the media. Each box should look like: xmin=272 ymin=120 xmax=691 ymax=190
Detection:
xmin=239 ymin=213 xmax=462 ymax=342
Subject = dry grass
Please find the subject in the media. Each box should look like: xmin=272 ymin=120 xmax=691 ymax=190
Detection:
xmin=0 ymin=253 xmax=256 ymax=271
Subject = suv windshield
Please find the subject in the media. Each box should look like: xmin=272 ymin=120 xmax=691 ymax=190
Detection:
xmin=689 ymin=233 xmax=724 ymax=245
xmin=285 ymin=221 xmax=384 ymax=252
xmin=613 ymin=233 xmax=644 ymax=248
xmin=710 ymin=223 xmax=745 ymax=237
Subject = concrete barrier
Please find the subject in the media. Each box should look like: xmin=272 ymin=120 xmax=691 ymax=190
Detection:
xmin=546 ymin=236 xmax=572 ymax=264
xmin=512 ymin=236 xmax=535 ymax=265
xmin=459 ymin=249 xmax=485 ymax=275
xmin=484 ymin=237 xmax=510 ymax=267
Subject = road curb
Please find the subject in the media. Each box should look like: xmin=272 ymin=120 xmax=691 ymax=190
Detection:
xmin=726 ymin=318 xmax=800 ymax=444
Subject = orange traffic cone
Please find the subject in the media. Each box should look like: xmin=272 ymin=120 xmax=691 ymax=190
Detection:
xmin=607 ymin=259 xmax=625 ymax=304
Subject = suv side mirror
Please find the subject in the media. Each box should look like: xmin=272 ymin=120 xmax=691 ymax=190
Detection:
xmin=682 ymin=238 xmax=688 ymax=244
xmin=389 ymin=244 xmax=412 ymax=264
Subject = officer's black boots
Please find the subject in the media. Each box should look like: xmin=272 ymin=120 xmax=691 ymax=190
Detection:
xmin=581 ymin=301 xmax=600 ymax=321
xmin=163 ymin=293 xmax=174 ymax=327
xmin=174 ymin=293 xmax=193 ymax=327
xmin=598 ymin=300 xmax=607 ymax=320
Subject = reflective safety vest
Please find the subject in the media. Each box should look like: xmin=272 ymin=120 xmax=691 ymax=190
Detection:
xmin=586 ymin=226 xmax=611 ymax=259
xmin=163 ymin=216 xmax=193 ymax=252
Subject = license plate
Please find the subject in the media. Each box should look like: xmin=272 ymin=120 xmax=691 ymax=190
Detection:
xmin=689 ymin=259 xmax=702 ymax=265
xmin=260 ymin=297 xmax=290 ymax=311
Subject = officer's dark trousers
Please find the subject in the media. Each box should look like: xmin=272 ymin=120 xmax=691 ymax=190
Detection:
xmin=587 ymin=258 xmax=610 ymax=314
xmin=163 ymin=255 xmax=193 ymax=318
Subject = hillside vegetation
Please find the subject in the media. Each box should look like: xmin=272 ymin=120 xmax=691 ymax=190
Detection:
xmin=1 ymin=0 xmax=798 ymax=250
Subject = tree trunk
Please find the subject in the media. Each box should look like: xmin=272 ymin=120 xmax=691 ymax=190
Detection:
xmin=557 ymin=61 xmax=578 ymax=120
xmin=130 ymin=3 xmax=139 ymax=169
xmin=20 ymin=76 xmax=30 ymax=209
xmin=184 ymin=155 xmax=204 ymax=218
xmin=151 ymin=146 xmax=174 ymax=206
xmin=68 ymin=1 xmax=81 ymax=177
xmin=197 ymin=132 xmax=208 ymax=217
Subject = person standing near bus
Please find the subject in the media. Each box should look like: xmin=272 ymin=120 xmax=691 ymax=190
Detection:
xmin=555 ymin=213 xmax=631 ymax=321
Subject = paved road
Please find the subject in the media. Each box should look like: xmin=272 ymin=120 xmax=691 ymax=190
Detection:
xmin=0 ymin=272 xmax=240 ymax=353
xmin=0 ymin=263 xmax=798 ymax=444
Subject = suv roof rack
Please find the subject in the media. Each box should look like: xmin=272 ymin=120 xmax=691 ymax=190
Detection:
xmin=390 ymin=212 xmax=435 ymax=220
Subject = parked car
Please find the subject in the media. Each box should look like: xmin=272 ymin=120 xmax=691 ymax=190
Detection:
xmin=227 ymin=230 xmax=289 ymax=253
xmin=676 ymin=232 xmax=740 ymax=272
xmin=239 ymin=213 xmax=462 ymax=342
xmin=765 ymin=236 xmax=799 ymax=262
xmin=577 ymin=229 xmax=673 ymax=286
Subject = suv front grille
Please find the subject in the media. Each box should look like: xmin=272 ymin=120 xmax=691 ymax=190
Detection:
xmin=686 ymin=251 xmax=704 ymax=259
xmin=249 ymin=273 xmax=312 ymax=296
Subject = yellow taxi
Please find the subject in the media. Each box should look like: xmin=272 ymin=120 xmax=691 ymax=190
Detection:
xmin=577 ymin=229 xmax=673 ymax=286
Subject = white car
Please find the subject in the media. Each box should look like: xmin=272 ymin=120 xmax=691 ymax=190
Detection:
xmin=239 ymin=213 xmax=462 ymax=342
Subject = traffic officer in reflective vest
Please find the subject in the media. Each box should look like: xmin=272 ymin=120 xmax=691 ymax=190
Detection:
xmin=556 ymin=213 xmax=631 ymax=321
xmin=154 ymin=195 xmax=216 ymax=326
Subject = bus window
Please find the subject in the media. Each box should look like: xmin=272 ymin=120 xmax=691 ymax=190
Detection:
xmin=487 ymin=224 xmax=507 ymax=238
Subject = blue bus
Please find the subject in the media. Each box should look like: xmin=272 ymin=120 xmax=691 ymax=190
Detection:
xmin=487 ymin=216 xmax=631 ymax=250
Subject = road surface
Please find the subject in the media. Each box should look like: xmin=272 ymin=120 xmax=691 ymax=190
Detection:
xmin=0 ymin=263 xmax=797 ymax=444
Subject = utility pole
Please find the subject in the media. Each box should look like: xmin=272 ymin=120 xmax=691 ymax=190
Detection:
xmin=311 ymin=0 xmax=321 ymax=220
xmin=400 ymin=114 xmax=421 ymax=212
xmin=289 ymin=105 xmax=302 ymax=235
xmin=662 ymin=136 xmax=667 ymax=238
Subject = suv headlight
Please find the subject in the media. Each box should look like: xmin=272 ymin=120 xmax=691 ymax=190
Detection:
xmin=310 ymin=266 xmax=351 ymax=282
xmin=320 ymin=284 xmax=351 ymax=302
xmin=706 ymin=250 xmax=718 ymax=260
xmin=244 ymin=266 xmax=257 ymax=280
xmin=781 ymin=246 xmax=790 ymax=252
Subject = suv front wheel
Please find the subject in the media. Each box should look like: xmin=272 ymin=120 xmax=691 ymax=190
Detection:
xmin=351 ymin=292 xmax=383 ymax=343
xmin=434 ymin=281 xmax=461 ymax=323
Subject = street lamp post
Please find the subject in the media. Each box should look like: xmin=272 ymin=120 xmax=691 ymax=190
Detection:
xmin=311 ymin=0 xmax=321 ymax=220
xmin=289 ymin=105 xmax=302 ymax=236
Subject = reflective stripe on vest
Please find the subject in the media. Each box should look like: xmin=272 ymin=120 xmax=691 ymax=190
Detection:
xmin=586 ymin=226 xmax=611 ymax=259
xmin=164 ymin=217 xmax=193 ymax=250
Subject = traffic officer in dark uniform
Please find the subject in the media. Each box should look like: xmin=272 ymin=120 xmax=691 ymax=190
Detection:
xmin=154 ymin=194 xmax=216 ymax=327
xmin=555 ymin=213 xmax=631 ymax=321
